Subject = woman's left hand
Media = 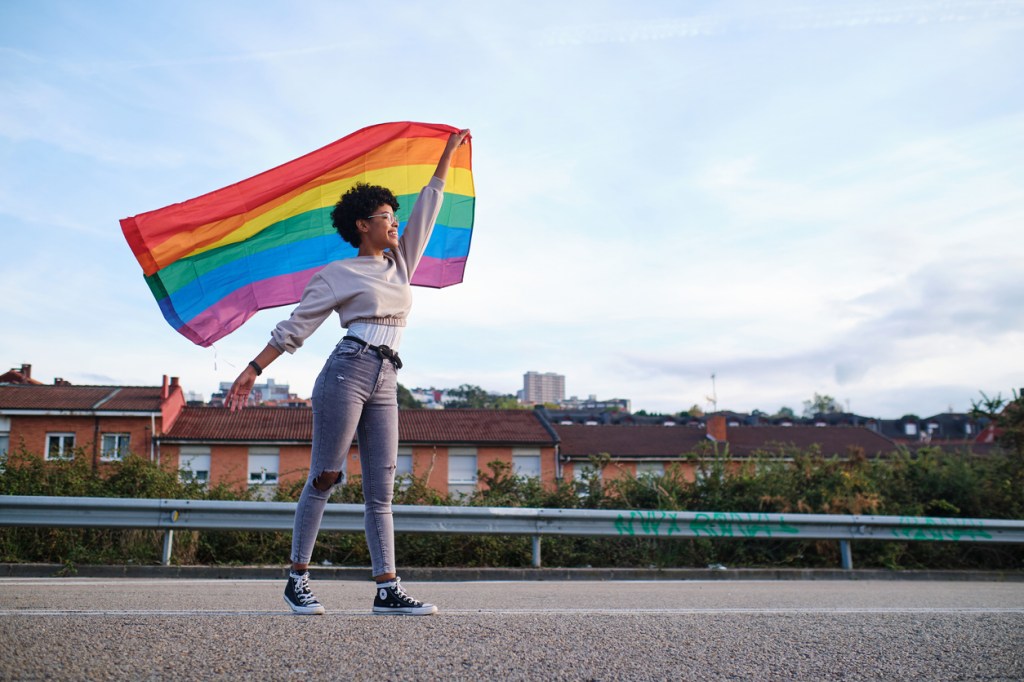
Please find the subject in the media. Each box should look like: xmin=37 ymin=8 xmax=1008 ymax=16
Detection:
xmin=225 ymin=368 xmax=256 ymax=412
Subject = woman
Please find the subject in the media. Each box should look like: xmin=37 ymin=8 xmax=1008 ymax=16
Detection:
xmin=225 ymin=128 xmax=471 ymax=616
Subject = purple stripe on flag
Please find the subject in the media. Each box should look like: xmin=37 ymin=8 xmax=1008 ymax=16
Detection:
xmin=412 ymin=256 xmax=467 ymax=288
xmin=179 ymin=266 xmax=327 ymax=347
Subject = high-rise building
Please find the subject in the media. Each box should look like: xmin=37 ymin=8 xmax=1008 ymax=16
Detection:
xmin=522 ymin=371 xmax=565 ymax=405
xmin=211 ymin=378 xmax=292 ymax=406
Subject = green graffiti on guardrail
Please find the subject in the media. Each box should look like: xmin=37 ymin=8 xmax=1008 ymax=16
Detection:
xmin=614 ymin=511 xmax=683 ymax=537
xmin=688 ymin=512 xmax=800 ymax=539
xmin=892 ymin=517 xmax=992 ymax=541
xmin=614 ymin=511 xmax=800 ymax=538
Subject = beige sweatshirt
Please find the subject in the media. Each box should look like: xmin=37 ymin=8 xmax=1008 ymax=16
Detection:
xmin=269 ymin=176 xmax=445 ymax=354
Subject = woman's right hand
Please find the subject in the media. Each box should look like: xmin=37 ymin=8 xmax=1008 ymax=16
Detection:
xmin=432 ymin=128 xmax=471 ymax=182
xmin=225 ymin=367 xmax=257 ymax=412
xmin=446 ymin=128 xmax=471 ymax=151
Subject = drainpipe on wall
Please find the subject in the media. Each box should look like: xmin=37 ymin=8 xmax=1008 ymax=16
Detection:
xmin=532 ymin=408 xmax=562 ymax=481
xmin=93 ymin=416 xmax=100 ymax=472
xmin=150 ymin=414 xmax=156 ymax=462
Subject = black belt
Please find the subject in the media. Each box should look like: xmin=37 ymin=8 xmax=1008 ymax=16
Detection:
xmin=342 ymin=335 xmax=403 ymax=369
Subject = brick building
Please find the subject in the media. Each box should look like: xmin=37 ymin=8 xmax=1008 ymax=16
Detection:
xmin=554 ymin=415 xmax=900 ymax=483
xmin=5 ymin=367 xmax=977 ymax=500
xmin=0 ymin=375 xmax=185 ymax=467
xmin=157 ymin=407 xmax=560 ymax=496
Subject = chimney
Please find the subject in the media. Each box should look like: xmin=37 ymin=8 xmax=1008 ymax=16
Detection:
xmin=706 ymin=415 xmax=727 ymax=442
xmin=20 ymin=364 xmax=31 ymax=379
xmin=162 ymin=375 xmax=169 ymax=399
xmin=170 ymin=377 xmax=180 ymax=389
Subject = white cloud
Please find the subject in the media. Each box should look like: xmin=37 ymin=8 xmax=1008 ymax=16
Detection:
xmin=535 ymin=0 xmax=1024 ymax=46
xmin=2 ymin=0 xmax=1022 ymax=418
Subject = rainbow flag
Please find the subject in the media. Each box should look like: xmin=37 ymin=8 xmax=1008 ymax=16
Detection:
xmin=120 ymin=121 xmax=474 ymax=347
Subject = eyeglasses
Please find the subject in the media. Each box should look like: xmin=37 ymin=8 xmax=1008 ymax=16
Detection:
xmin=366 ymin=212 xmax=398 ymax=224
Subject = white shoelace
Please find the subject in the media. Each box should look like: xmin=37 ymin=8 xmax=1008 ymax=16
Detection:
xmin=294 ymin=574 xmax=317 ymax=604
xmin=392 ymin=579 xmax=421 ymax=605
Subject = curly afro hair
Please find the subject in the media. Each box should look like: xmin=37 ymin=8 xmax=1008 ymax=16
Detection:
xmin=331 ymin=183 xmax=400 ymax=248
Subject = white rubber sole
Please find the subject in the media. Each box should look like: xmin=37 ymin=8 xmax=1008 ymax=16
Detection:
xmin=284 ymin=595 xmax=325 ymax=615
xmin=372 ymin=604 xmax=438 ymax=616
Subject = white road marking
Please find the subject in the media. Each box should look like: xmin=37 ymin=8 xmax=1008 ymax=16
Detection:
xmin=1 ymin=607 xmax=1022 ymax=617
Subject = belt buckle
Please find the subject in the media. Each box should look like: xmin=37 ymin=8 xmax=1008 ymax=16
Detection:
xmin=377 ymin=345 xmax=402 ymax=369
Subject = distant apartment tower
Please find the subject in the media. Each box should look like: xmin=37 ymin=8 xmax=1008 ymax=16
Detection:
xmin=522 ymin=371 xmax=565 ymax=405
xmin=211 ymin=378 xmax=292 ymax=406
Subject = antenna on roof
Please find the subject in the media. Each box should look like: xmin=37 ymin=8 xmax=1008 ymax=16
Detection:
xmin=705 ymin=372 xmax=718 ymax=413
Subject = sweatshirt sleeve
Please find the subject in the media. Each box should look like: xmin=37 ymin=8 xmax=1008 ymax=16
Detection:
xmin=269 ymin=272 xmax=339 ymax=353
xmin=397 ymin=176 xmax=446 ymax=275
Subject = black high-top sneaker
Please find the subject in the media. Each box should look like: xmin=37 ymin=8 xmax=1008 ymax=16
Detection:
xmin=372 ymin=577 xmax=438 ymax=616
xmin=284 ymin=571 xmax=325 ymax=615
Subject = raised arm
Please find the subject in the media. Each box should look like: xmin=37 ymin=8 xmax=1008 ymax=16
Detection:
xmin=432 ymin=129 xmax=471 ymax=183
xmin=397 ymin=129 xmax=471 ymax=271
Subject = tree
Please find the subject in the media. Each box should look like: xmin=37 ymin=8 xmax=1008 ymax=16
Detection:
xmin=397 ymin=383 xmax=420 ymax=409
xmin=443 ymin=384 xmax=520 ymax=409
xmin=443 ymin=384 xmax=490 ymax=408
xmin=971 ymin=389 xmax=1024 ymax=457
xmin=802 ymin=393 xmax=841 ymax=418
xmin=687 ymin=404 xmax=704 ymax=418
xmin=492 ymin=395 xmax=528 ymax=410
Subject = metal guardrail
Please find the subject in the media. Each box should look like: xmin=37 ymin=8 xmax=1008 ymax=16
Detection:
xmin=2 ymin=495 xmax=1023 ymax=569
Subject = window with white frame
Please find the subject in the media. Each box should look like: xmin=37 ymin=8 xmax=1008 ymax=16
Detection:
xmin=0 ymin=416 xmax=10 ymax=457
xmin=636 ymin=461 xmax=665 ymax=477
xmin=448 ymin=447 xmax=478 ymax=497
xmin=248 ymin=448 xmax=280 ymax=486
xmin=396 ymin=447 xmax=413 ymax=490
xmin=573 ymin=462 xmax=602 ymax=483
xmin=573 ymin=461 xmax=602 ymax=497
xmin=694 ymin=462 xmax=725 ymax=484
xmin=396 ymin=447 xmax=413 ymax=477
xmin=179 ymin=446 xmax=211 ymax=485
xmin=100 ymin=433 xmax=131 ymax=461
xmin=512 ymin=447 xmax=542 ymax=479
xmin=46 ymin=433 xmax=75 ymax=460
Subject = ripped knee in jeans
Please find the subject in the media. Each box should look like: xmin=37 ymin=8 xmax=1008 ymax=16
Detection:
xmin=312 ymin=470 xmax=343 ymax=492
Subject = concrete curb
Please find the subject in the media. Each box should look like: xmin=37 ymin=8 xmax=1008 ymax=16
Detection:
xmin=3 ymin=563 xmax=1023 ymax=582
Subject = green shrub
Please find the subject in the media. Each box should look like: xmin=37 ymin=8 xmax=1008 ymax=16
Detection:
xmin=1 ymin=445 xmax=1021 ymax=570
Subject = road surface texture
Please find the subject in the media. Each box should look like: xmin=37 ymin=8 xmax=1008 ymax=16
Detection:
xmin=1 ymin=578 xmax=1021 ymax=680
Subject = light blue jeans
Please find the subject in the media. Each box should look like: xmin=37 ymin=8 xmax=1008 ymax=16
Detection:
xmin=290 ymin=337 xmax=398 ymax=576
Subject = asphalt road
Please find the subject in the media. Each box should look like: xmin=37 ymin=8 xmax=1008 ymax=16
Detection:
xmin=1 ymin=578 xmax=1022 ymax=681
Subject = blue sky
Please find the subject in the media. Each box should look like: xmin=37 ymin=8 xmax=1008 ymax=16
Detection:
xmin=2 ymin=0 xmax=1022 ymax=417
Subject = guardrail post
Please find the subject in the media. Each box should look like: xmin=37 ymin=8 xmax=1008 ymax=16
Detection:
xmin=839 ymin=540 xmax=853 ymax=570
xmin=532 ymin=535 xmax=542 ymax=568
xmin=162 ymin=530 xmax=174 ymax=566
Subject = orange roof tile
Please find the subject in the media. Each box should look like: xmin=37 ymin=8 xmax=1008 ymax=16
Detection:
xmin=724 ymin=425 xmax=897 ymax=457
xmin=0 ymin=384 xmax=165 ymax=412
xmin=556 ymin=424 xmax=708 ymax=458
xmin=162 ymin=407 xmax=557 ymax=445
xmin=398 ymin=409 xmax=555 ymax=445
xmin=554 ymin=423 xmax=898 ymax=459
xmin=164 ymin=406 xmax=313 ymax=442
